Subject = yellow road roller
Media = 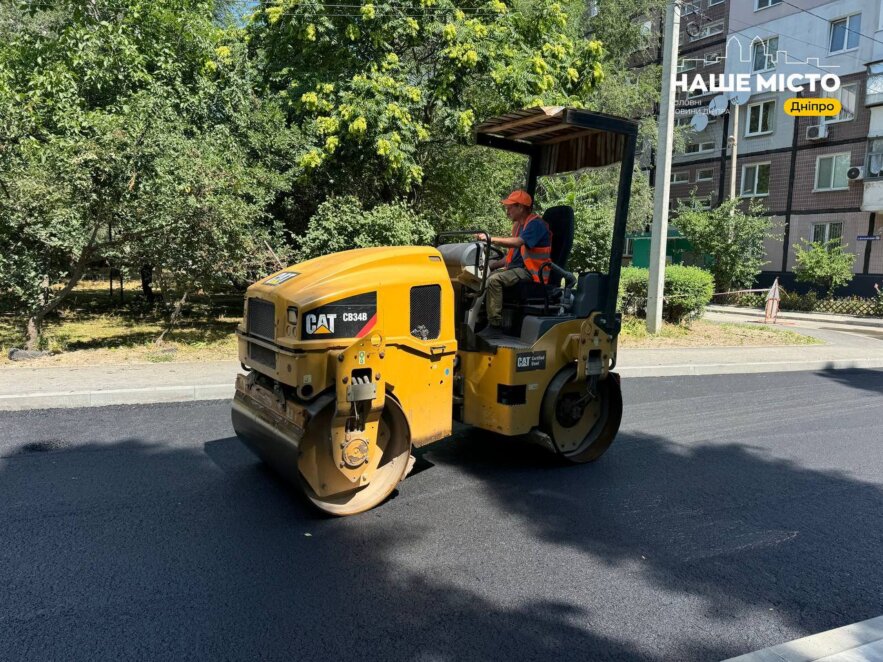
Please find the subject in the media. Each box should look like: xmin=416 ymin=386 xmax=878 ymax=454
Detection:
xmin=232 ymin=107 xmax=638 ymax=515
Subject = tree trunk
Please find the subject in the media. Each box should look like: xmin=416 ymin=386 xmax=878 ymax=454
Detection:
xmin=23 ymin=222 xmax=101 ymax=350
xmin=155 ymin=290 xmax=188 ymax=346
xmin=140 ymin=264 xmax=154 ymax=303
xmin=26 ymin=315 xmax=42 ymax=351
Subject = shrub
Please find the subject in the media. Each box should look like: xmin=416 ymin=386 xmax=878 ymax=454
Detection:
xmin=875 ymin=283 xmax=883 ymax=316
xmin=616 ymin=265 xmax=714 ymax=323
xmin=779 ymin=288 xmax=818 ymax=312
xmin=665 ymin=265 xmax=715 ymax=322
xmin=793 ymin=239 xmax=855 ymax=297
xmin=299 ymin=196 xmax=435 ymax=259
xmin=618 ymin=266 xmax=649 ymax=317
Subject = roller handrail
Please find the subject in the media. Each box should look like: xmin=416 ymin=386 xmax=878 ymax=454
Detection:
xmin=435 ymin=230 xmax=493 ymax=297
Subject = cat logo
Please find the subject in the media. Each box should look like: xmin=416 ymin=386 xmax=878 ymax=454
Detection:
xmin=305 ymin=313 xmax=337 ymax=335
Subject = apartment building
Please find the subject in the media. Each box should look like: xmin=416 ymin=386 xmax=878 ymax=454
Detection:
xmin=658 ymin=0 xmax=882 ymax=294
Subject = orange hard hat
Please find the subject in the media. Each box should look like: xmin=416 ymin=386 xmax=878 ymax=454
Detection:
xmin=500 ymin=189 xmax=532 ymax=207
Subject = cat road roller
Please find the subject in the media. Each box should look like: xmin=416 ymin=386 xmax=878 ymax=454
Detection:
xmin=232 ymin=107 xmax=638 ymax=515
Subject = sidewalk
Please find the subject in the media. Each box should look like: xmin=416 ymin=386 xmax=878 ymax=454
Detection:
xmin=724 ymin=614 xmax=883 ymax=661
xmin=707 ymin=304 xmax=883 ymax=329
xmin=0 ymin=361 xmax=243 ymax=411
xmin=1 ymin=326 xmax=882 ymax=411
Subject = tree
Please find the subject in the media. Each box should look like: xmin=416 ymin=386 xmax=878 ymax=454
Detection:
xmin=793 ymin=239 xmax=855 ymax=298
xmin=298 ymin=196 xmax=434 ymax=259
xmin=248 ymin=0 xmax=605 ymax=201
xmin=540 ymin=168 xmax=653 ymax=272
xmin=673 ymin=197 xmax=770 ymax=292
xmin=0 ymin=1 xmax=294 ymax=348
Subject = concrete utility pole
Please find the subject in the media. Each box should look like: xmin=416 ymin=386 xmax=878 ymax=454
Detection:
xmin=729 ymin=103 xmax=739 ymax=200
xmin=647 ymin=0 xmax=680 ymax=333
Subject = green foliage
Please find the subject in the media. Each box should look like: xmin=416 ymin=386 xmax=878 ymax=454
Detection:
xmin=674 ymin=197 xmax=770 ymax=292
xmin=617 ymin=265 xmax=713 ymax=323
xmin=780 ymin=288 xmax=818 ymax=312
xmin=618 ymin=266 xmax=650 ymax=316
xmin=734 ymin=292 xmax=765 ymax=309
xmin=298 ymin=196 xmax=435 ymax=259
xmin=249 ymin=0 xmax=604 ymax=191
xmin=539 ymin=168 xmax=653 ymax=273
xmin=793 ymin=239 xmax=856 ymax=297
xmin=0 ymin=1 xmax=294 ymax=346
xmin=662 ymin=265 xmax=715 ymax=322
xmin=416 ymin=144 xmax=525 ymax=236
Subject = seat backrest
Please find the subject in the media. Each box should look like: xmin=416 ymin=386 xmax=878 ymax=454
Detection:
xmin=542 ymin=205 xmax=574 ymax=269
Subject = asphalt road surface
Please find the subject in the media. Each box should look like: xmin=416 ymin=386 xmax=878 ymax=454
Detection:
xmin=2 ymin=370 xmax=882 ymax=661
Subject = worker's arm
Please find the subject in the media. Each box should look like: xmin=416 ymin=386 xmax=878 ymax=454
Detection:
xmin=490 ymin=236 xmax=525 ymax=249
xmin=473 ymin=233 xmax=524 ymax=249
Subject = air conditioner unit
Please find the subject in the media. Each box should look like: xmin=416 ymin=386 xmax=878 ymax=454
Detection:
xmin=806 ymin=124 xmax=829 ymax=141
xmin=847 ymin=166 xmax=864 ymax=181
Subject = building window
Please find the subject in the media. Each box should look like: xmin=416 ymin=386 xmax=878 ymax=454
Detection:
xmin=624 ymin=237 xmax=634 ymax=256
xmin=756 ymin=0 xmax=782 ymax=9
xmin=704 ymin=50 xmax=722 ymax=65
xmin=696 ymin=168 xmax=714 ymax=182
xmin=741 ymin=163 xmax=771 ymax=197
xmin=814 ymin=153 xmax=851 ymax=191
xmin=825 ymin=83 xmax=857 ymax=123
xmin=752 ymin=37 xmax=778 ymax=72
xmin=589 ymin=0 xmax=599 ymax=17
xmin=708 ymin=0 xmax=724 ymax=5
xmin=829 ymin=14 xmax=861 ymax=53
xmin=678 ymin=57 xmax=697 ymax=73
xmin=695 ymin=195 xmax=713 ymax=210
xmin=866 ymin=138 xmax=883 ymax=178
xmin=867 ymin=62 xmax=883 ymax=106
xmin=746 ymin=100 xmax=775 ymax=136
xmin=675 ymin=114 xmax=693 ymax=128
xmin=672 ymin=171 xmax=690 ymax=184
xmin=685 ymin=140 xmax=715 ymax=154
xmin=689 ymin=19 xmax=724 ymax=42
xmin=682 ymin=1 xmax=699 ymax=16
xmin=812 ymin=222 xmax=843 ymax=244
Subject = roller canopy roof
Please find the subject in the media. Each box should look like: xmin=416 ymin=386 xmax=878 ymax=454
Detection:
xmin=475 ymin=106 xmax=638 ymax=175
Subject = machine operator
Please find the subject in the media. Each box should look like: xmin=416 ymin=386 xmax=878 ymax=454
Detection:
xmin=475 ymin=189 xmax=552 ymax=329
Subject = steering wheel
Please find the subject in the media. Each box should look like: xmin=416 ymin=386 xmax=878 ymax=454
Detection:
xmin=486 ymin=244 xmax=505 ymax=261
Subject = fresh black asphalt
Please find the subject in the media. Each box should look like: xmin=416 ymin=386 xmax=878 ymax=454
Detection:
xmin=1 ymin=370 xmax=881 ymax=661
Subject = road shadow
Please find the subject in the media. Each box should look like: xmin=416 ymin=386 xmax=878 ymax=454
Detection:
xmin=814 ymin=367 xmax=883 ymax=395
xmin=1 ymin=393 xmax=882 ymax=660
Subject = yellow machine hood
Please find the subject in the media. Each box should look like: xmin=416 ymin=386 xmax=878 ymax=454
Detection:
xmin=248 ymin=245 xmax=444 ymax=310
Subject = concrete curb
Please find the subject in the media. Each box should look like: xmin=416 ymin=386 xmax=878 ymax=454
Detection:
xmin=723 ymin=614 xmax=883 ymax=661
xmin=2 ymin=360 xmax=881 ymax=411
xmin=707 ymin=305 xmax=883 ymax=328
xmin=0 ymin=383 xmax=234 ymax=412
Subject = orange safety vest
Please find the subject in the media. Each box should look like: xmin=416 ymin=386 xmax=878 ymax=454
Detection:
xmin=504 ymin=213 xmax=553 ymax=284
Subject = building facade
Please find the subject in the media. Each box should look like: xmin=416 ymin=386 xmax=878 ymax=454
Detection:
xmin=659 ymin=0 xmax=882 ymax=294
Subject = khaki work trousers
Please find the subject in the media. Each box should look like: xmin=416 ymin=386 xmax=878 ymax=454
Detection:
xmin=485 ymin=267 xmax=531 ymax=326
